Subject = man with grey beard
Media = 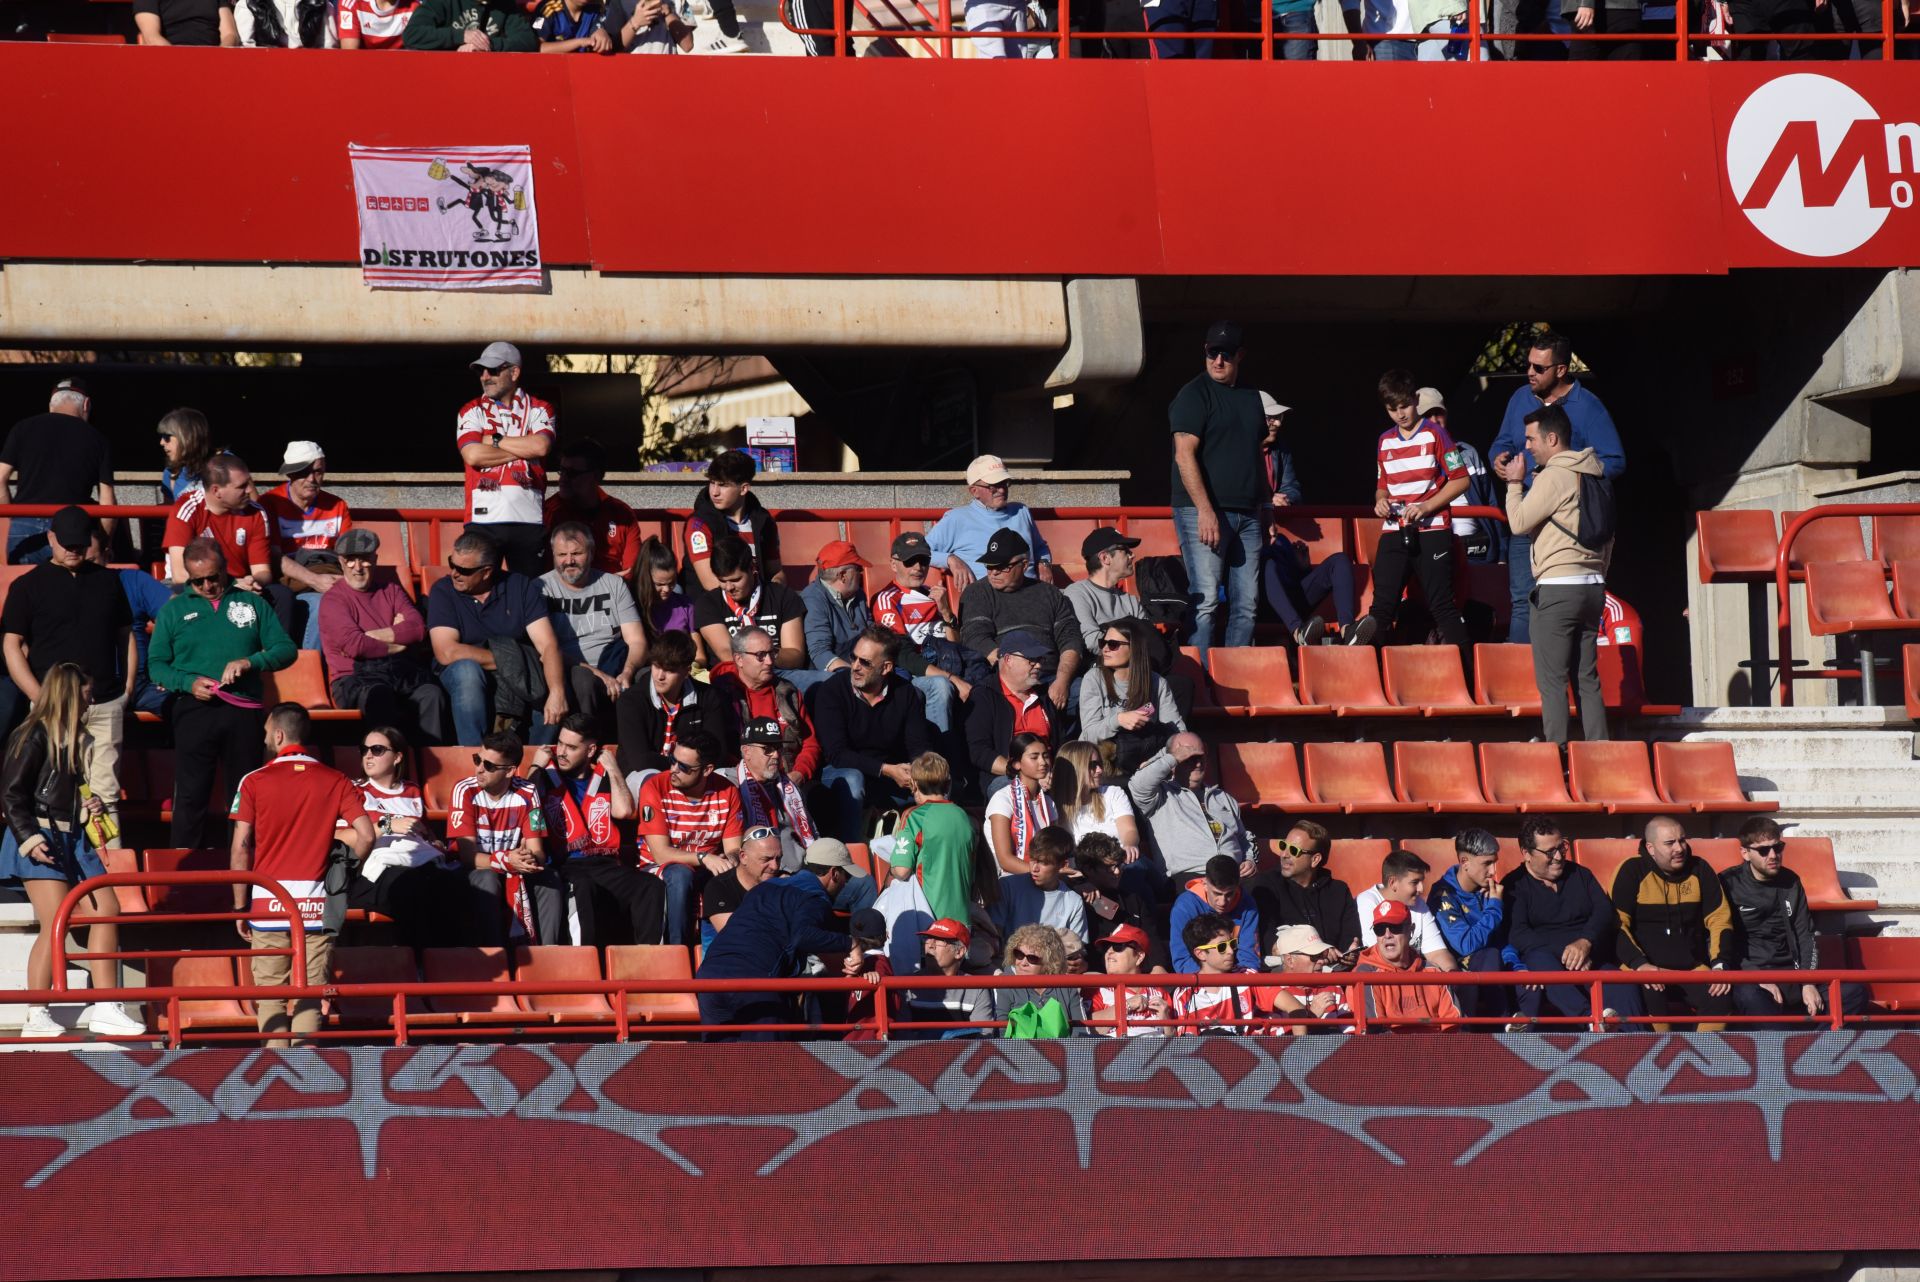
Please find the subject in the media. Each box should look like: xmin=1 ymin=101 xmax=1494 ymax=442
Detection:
xmin=540 ymin=520 xmax=645 ymax=738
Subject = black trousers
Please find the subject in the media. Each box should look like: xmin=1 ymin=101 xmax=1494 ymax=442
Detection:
xmin=331 ymin=673 xmax=453 ymax=746
xmin=1643 ymin=977 xmax=1735 ymax=1030
xmin=464 ymin=521 xmax=548 ymax=577
xmin=1728 ymin=0 xmax=1819 ymax=56
xmin=1365 ymin=527 xmax=1470 ymax=648
xmin=348 ymin=863 xmax=503 ymax=947
xmin=168 ymin=695 xmax=264 ymax=848
xmin=260 ymin=582 xmax=298 ymax=646
xmin=563 ymin=856 xmax=667 ymax=947
xmin=1566 ymin=4 xmax=1643 ymax=57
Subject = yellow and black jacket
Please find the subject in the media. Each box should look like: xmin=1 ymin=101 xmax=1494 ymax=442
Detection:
xmin=1609 ymin=851 xmax=1734 ymax=970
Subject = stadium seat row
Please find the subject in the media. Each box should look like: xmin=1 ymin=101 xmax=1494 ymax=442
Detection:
xmin=1695 ymin=509 xmax=1920 ymax=583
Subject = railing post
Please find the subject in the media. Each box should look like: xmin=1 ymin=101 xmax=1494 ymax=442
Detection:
xmin=1589 ymin=979 xmax=1604 ymax=1032
xmin=1351 ymin=977 xmax=1368 ymax=1035
xmin=938 ymin=0 xmax=952 ymax=55
xmin=1115 ymin=982 xmax=1130 ymax=1037
xmin=1058 ymin=0 xmax=1072 ymax=58
xmin=874 ymin=976 xmax=892 ymax=1041
xmin=392 ymin=993 xmax=409 ymax=1047
xmin=167 ymin=996 xmax=182 ymax=1050
xmin=835 ymin=0 xmax=848 ymax=55
xmin=1467 ymin=0 xmax=1481 ymax=59
xmin=1674 ymin=0 xmax=1686 ymax=60
xmin=1260 ymin=0 xmax=1273 ymax=58
xmin=1882 ymin=0 xmax=1894 ymax=58
xmin=1830 ymin=978 xmax=1845 ymax=1031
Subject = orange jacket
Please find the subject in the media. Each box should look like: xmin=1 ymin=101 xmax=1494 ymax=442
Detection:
xmin=1348 ymin=945 xmax=1460 ymax=1033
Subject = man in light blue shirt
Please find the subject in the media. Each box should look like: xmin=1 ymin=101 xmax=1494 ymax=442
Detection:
xmin=924 ymin=454 xmax=1051 ymax=594
xmin=1487 ymin=330 xmax=1625 ymax=644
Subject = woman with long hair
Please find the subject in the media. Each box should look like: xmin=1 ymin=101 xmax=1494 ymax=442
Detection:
xmin=1 ymin=663 xmax=143 ymax=1039
xmin=157 ymin=408 xmax=214 ymax=504
xmin=984 ymin=732 xmax=1057 ymax=874
xmin=632 ymin=536 xmax=703 ymax=665
xmin=1078 ymin=616 xmax=1186 ymax=775
xmin=1050 ymin=739 xmax=1142 ymax=864
xmin=353 ymin=725 xmax=432 ymax=841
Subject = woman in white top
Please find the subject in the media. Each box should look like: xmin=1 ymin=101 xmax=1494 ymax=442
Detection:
xmin=983 ymin=732 xmax=1058 ymax=874
xmin=1050 ymin=739 xmax=1140 ymax=864
xmin=353 ymin=724 xmax=433 ymax=842
xmin=1078 ymin=617 xmax=1185 ymax=776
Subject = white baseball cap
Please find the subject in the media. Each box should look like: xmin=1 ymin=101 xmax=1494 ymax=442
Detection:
xmin=280 ymin=441 xmax=325 ymax=474
xmin=1416 ymin=387 xmax=1446 ymax=416
xmin=966 ymin=454 xmax=1012 ymax=488
xmin=1259 ymin=391 xmax=1290 ymax=418
xmin=470 ymin=341 xmax=522 ymax=371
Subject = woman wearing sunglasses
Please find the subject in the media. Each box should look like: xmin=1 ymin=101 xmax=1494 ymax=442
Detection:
xmin=1050 ymin=739 xmax=1141 ymax=865
xmin=1079 ymin=617 xmax=1185 ymax=778
xmin=992 ymin=921 xmax=1082 ymax=1038
xmin=344 ymin=726 xmax=486 ymax=947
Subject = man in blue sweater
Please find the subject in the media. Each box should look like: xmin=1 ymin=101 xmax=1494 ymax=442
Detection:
xmin=1487 ymin=330 xmax=1625 ymax=643
xmin=695 ymin=838 xmax=863 ymax=1040
xmin=1170 ymin=855 xmax=1262 ymax=973
xmin=1501 ymin=816 xmax=1644 ymax=1028
xmin=1428 ymin=828 xmax=1510 ymax=1028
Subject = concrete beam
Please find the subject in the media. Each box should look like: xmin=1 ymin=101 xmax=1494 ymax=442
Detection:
xmin=0 ymin=264 xmax=1069 ymax=351
xmin=1044 ymin=278 xmax=1145 ymax=392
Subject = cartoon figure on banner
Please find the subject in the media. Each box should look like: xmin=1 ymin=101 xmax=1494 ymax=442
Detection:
xmin=429 ymin=159 xmax=525 ymax=244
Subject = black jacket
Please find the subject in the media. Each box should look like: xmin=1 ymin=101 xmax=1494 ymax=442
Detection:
xmin=810 ymin=670 xmax=929 ymax=780
xmin=684 ymin=488 xmax=783 ymax=595
xmin=614 ymin=680 xmax=724 ymax=777
xmin=3 ymin=723 xmax=87 ymax=847
xmin=963 ymin=679 xmax=1064 ymax=781
xmin=1720 ymin=863 xmax=1815 ymax=971
xmin=1248 ymin=868 xmax=1362 ymax=960
xmin=1610 ymin=851 xmax=1736 ymax=970
xmin=1506 ymin=863 xmax=1615 ymax=960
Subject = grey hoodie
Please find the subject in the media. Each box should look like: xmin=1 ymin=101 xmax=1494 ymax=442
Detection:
xmin=1127 ymin=746 xmax=1250 ymax=879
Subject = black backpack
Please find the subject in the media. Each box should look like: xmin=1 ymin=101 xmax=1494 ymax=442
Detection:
xmin=1134 ymin=555 xmax=1191 ymax=632
xmin=1550 ymin=473 xmax=1616 ymax=553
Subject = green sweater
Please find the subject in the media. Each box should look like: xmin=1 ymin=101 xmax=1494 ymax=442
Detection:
xmin=402 ymin=0 xmax=540 ymax=49
xmin=148 ymin=588 xmax=295 ymax=702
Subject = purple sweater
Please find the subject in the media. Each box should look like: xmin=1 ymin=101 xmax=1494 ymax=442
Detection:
xmin=319 ymin=578 xmax=428 ymax=683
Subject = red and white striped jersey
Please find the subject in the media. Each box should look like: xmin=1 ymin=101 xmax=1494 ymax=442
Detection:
xmin=351 ymin=778 xmax=424 ymax=830
xmin=1088 ymin=984 xmax=1166 ymax=1037
xmin=445 ymin=777 xmax=547 ymax=854
xmin=336 ymin=0 xmax=417 ymax=46
xmin=635 ymin=773 xmax=744 ymax=872
xmin=1375 ymin=420 xmax=1467 ymax=533
xmin=1172 ymin=972 xmax=1266 ymax=1036
xmin=456 ymin=390 xmax=556 ymax=527
xmin=872 ymin=584 xmax=943 ymax=646
xmin=261 ymin=485 xmax=351 ymax=557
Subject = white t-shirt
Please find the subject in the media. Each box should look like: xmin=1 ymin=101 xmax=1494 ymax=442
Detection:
xmin=1066 ymin=786 xmax=1135 ymax=842
xmin=983 ymin=783 xmax=1059 ymax=860
xmin=1354 ymin=884 xmax=1450 ymax=957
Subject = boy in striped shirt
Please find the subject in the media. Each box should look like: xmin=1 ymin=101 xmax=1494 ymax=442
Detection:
xmin=1363 ymin=369 xmax=1471 ymax=655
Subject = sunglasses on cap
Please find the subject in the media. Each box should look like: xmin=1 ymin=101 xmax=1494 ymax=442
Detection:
xmin=744 ymin=826 xmax=778 ymax=842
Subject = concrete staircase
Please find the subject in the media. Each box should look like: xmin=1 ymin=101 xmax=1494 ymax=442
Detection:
xmin=1652 ymin=706 xmax=1920 ymax=934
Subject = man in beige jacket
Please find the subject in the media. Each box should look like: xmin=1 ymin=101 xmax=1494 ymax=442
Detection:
xmin=1494 ymin=404 xmax=1609 ymax=745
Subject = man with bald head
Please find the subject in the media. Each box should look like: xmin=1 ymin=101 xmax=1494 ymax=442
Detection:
xmin=700 ymin=827 xmax=784 ymax=948
xmin=1609 ymin=814 xmax=1734 ymax=1031
xmin=1128 ymin=731 xmax=1252 ymax=883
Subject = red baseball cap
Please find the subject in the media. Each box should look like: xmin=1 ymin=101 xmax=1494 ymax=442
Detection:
xmin=1097 ymin=924 xmax=1150 ymax=952
xmin=919 ymin=918 xmax=971 ymax=945
xmin=816 ymin=540 xmax=871 ymax=571
xmin=1371 ymin=900 xmax=1410 ymax=929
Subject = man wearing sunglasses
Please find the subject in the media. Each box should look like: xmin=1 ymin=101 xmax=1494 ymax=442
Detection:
xmin=426 ymin=530 xmax=569 ymax=747
xmin=149 ymin=537 xmax=296 ymax=848
xmin=448 ymin=729 xmax=566 ymax=944
xmin=1721 ymin=816 xmax=1868 ymax=1027
xmin=1249 ymin=820 xmax=1361 ymax=963
xmin=923 ymin=454 xmax=1050 ymax=595
xmin=1487 ymin=329 xmax=1624 ymax=644
xmin=1348 ymin=900 xmax=1460 ymax=1034
xmin=1501 ymin=815 xmax=1640 ymax=1029
xmin=1169 ymin=320 xmax=1267 ymax=658
xmin=531 ymin=712 xmax=659 ymax=947
xmin=455 ymin=341 xmax=554 ymax=577
xmin=635 ymin=728 xmax=746 ymax=946
xmin=814 ymin=626 xmax=931 ymax=844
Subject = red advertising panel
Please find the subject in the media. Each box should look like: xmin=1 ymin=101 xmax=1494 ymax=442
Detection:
xmin=2 ymin=1035 xmax=1918 ymax=1280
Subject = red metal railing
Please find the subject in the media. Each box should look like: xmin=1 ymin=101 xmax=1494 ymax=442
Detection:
xmin=54 ymin=870 xmax=308 ymax=990
xmin=1773 ymin=503 xmax=1920 ymax=707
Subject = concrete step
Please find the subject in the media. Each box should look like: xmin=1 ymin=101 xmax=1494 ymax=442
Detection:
xmin=1745 ymin=762 xmax=1920 ymax=793
xmin=1683 ymin=729 xmax=1919 ymax=769
xmin=1658 ymin=706 xmax=1916 ymax=733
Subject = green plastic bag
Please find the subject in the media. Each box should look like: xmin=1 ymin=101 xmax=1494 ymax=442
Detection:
xmin=1001 ymin=996 xmax=1069 ymax=1039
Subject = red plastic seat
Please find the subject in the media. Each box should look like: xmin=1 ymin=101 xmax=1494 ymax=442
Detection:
xmin=350 ymin=519 xmax=410 ymax=569
xmin=1215 ymin=742 xmax=1335 ymax=814
xmin=418 ymin=564 xmax=450 ymax=599
xmin=1805 ymin=561 xmax=1902 ymax=635
xmin=1206 ymin=647 xmax=1325 ymax=717
xmin=1876 ymin=515 xmax=1920 ymax=567
xmin=330 ymin=946 xmax=428 ymax=1026
xmin=1783 ymin=836 xmax=1873 ymax=912
xmin=1034 ymin=519 xmax=1098 ymax=582
xmin=1477 ymin=742 xmax=1602 ymax=813
xmin=1908 ymin=644 xmax=1920 ymax=721
xmin=607 ymin=944 xmax=700 ymax=1024
xmin=1890 ymin=561 xmax=1920 ymax=621
xmin=47 ymin=32 xmax=130 ymax=42
xmin=1119 ymin=515 xmax=1179 ymax=561
xmin=1301 ymin=742 xmax=1424 ymax=815
xmin=1324 ymin=839 xmax=1392 ymax=897
xmin=1391 ymin=742 xmax=1509 ymax=814
xmin=1848 ymin=937 xmax=1920 ymax=1011
xmin=420 ymin=745 xmax=491 ymax=817
xmin=1566 ymin=742 xmax=1669 ymax=814
xmin=421 ymin=947 xmax=529 ymax=1026
xmin=0 ymin=564 xmax=33 ymax=616
xmin=1381 ymin=646 xmax=1502 ymax=717
xmin=1174 ymin=646 xmax=1224 ymax=717
xmin=1651 ymin=741 xmax=1776 ymax=814
xmin=1472 ymin=643 xmax=1558 ymax=716
xmin=1695 ymin=509 xmax=1780 ymax=584
xmin=845 ymin=841 xmax=889 ymax=883
xmin=261 ymin=650 xmax=358 ymax=720
xmin=147 ymin=955 xmax=253 ymax=1034
xmin=141 ymin=847 xmax=235 ymax=915
xmin=1273 ymin=512 xmax=1349 ymax=564
xmin=774 ymin=519 xmax=843 ymax=591
xmin=512 ymin=946 xmax=613 ymax=1023
xmin=1572 ymin=838 xmax=1638 ymax=895
xmin=847 ymin=519 xmax=897 ymax=587
xmin=1298 ymin=647 xmax=1419 ymax=718
xmin=1783 ymin=511 xmax=1869 ymax=576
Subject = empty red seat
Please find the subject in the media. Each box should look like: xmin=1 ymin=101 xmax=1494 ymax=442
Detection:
xmin=1651 ymin=741 xmax=1776 ymax=814
xmin=261 ymin=650 xmax=358 ymax=720
xmin=1216 ymin=742 xmax=1335 ymax=814
xmin=1207 ymin=648 xmax=1325 ymax=716
xmin=1782 ymin=836 xmax=1874 ymax=912
xmin=1876 ymin=515 xmax=1920 ymax=566
xmin=330 ymin=946 xmax=428 ymax=1027
xmin=141 ymin=847 xmax=234 ymax=915
xmin=418 ymin=564 xmax=450 ymax=599
xmin=1572 ymin=838 xmax=1638 ymax=894
xmin=421 ymin=947 xmax=528 ymax=1026
xmin=1301 ymin=742 xmax=1424 ymax=815
xmin=774 ymin=519 xmax=845 ymax=590
xmin=1120 ymin=516 xmax=1179 ymax=561
xmin=845 ymin=842 xmax=889 ymax=883
xmin=1391 ymin=742 xmax=1508 ymax=813
xmin=1298 ymin=647 xmax=1420 ymax=718
xmin=1324 ymin=839 xmax=1392 ymax=896
xmin=1477 ymin=742 xmax=1601 ymax=813
xmin=1695 ymin=509 xmax=1780 ymax=584
xmin=512 ymin=946 xmax=612 ymax=1023
xmin=607 ymin=944 xmax=700 ymax=1025
xmin=1173 ymin=646 xmax=1225 ymax=718
xmin=1891 ymin=561 xmax=1920 ymax=621
xmin=1848 ymin=937 xmax=1920 ymax=1011
xmin=1784 ymin=511 xmax=1869 ymax=576
xmin=1273 ymin=513 xmax=1349 ymax=564
xmin=1805 ymin=561 xmax=1902 ymax=635
xmin=1909 ymin=644 xmax=1920 ymax=722
xmin=147 ymin=955 xmax=252 ymax=1034
xmin=1381 ymin=646 xmax=1501 ymax=717
xmin=420 ymin=745 xmax=492 ymax=816
xmin=1033 ymin=519 xmax=1098 ymax=582
xmin=1566 ymin=742 xmax=1669 ymax=814
xmin=1473 ymin=643 xmax=1551 ymax=716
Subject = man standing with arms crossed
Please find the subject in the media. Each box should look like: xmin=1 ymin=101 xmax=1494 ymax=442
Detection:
xmin=457 ymin=341 xmax=555 ymax=575
xmin=1169 ymin=321 xmax=1267 ymax=657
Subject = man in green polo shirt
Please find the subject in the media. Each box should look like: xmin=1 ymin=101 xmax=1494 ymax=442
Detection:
xmin=149 ymin=536 xmax=296 ymax=848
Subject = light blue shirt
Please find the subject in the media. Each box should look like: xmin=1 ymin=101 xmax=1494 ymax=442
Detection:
xmin=923 ymin=500 xmax=1051 ymax=580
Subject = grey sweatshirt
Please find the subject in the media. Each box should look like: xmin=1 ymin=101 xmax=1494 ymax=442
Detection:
xmin=1127 ymin=746 xmax=1250 ymax=878
xmin=1079 ymin=671 xmax=1188 ymax=744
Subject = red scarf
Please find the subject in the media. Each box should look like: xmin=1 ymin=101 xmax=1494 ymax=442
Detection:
xmin=542 ymin=761 xmax=618 ymax=857
xmin=723 ymin=584 xmax=762 ymax=633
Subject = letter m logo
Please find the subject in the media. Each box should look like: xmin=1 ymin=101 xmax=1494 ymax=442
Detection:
xmin=1739 ymin=118 xmax=1890 ymax=210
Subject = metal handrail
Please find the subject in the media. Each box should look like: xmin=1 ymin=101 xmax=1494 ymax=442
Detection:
xmin=1772 ymin=502 xmax=1920 ymax=707
xmin=52 ymin=870 xmax=308 ymax=992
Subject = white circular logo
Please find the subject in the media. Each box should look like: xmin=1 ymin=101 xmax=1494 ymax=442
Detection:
xmin=1726 ymin=73 xmax=1887 ymax=259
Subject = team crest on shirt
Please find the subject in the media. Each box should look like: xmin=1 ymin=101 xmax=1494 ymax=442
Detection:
xmin=226 ymin=599 xmax=257 ymax=628
xmin=236 ymin=529 xmax=249 ymax=545
xmin=1443 ymin=448 xmax=1464 ymax=470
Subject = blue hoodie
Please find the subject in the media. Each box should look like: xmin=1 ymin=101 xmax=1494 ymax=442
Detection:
xmin=1169 ymin=878 xmax=1262 ymax=974
xmin=1427 ymin=865 xmax=1511 ymax=964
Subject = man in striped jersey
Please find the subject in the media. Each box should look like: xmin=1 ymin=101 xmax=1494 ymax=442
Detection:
xmin=261 ymin=441 xmax=350 ymax=649
xmin=447 ymin=729 xmax=567 ymax=944
xmin=636 ymin=728 xmax=746 ymax=946
xmin=457 ymin=342 xmax=555 ymax=576
xmin=1362 ymin=369 xmax=1470 ymax=656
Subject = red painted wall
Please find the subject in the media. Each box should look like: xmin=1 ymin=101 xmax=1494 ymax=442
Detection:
xmin=5 ymin=50 xmax=1919 ymax=273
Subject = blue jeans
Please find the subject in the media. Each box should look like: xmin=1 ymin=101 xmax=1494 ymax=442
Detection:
xmin=438 ymin=657 xmax=559 ymax=746
xmin=131 ymin=678 xmax=169 ymax=716
xmin=1372 ymin=35 xmax=1418 ymax=56
xmin=662 ymin=862 xmax=699 ymax=946
xmin=5 ymin=517 xmax=50 ymax=566
xmin=1514 ymin=950 xmax=1645 ymax=1022
xmin=913 ymin=674 xmax=955 ymax=734
xmin=820 ymin=765 xmax=913 ymax=843
xmin=1174 ymin=506 xmax=1262 ymax=654
xmin=1275 ymin=7 xmax=1316 ymax=57
xmin=778 ymin=668 xmax=832 ymax=698
xmin=1508 ymin=533 xmax=1535 ymax=643
xmin=296 ymin=591 xmax=325 ymax=651
xmin=1146 ymin=0 xmax=1218 ymax=55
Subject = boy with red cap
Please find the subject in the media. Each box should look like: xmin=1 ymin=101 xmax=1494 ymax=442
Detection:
xmin=903 ymin=917 xmax=994 ymax=1037
xmin=1348 ymin=900 xmax=1461 ymax=1034
xmin=1087 ymin=923 xmax=1170 ymax=1037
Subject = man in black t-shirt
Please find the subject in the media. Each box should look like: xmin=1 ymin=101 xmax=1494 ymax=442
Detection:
xmin=692 ymin=533 xmax=809 ymax=678
xmin=0 ymin=507 xmax=135 ymax=828
xmin=132 ymin=0 xmax=236 ymax=43
xmin=1169 ymin=320 xmax=1267 ymax=656
xmin=700 ymin=828 xmax=784 ymax=947
xmin=0 ymin=379 xmax=116 ymax=565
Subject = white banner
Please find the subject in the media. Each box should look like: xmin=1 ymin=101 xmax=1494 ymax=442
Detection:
xmin=349 ymin=144 xmax=542 ymax=289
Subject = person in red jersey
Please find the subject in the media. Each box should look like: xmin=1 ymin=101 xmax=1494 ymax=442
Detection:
xmin=230 ymin=703 xmax=375 ymax=1047
xmin=531 ymin=712 xmax=662 ymax=946
xmin=337 ymin=0 xmax=417 ymax=45
xmin=1364 ymin=367 xmax=1471 ymax=654
xmin=163 ymin=451 xmax=299 ymax=641
xmin=684 ymin=449 xmax=784 ymax=593
xmin=260 ymin=440 xmax=351 ymax=650
xmin=447 ymin=728 xmax=566 ymax=945
xmin=544 ymin=437 xmax=640 ymax=577
xmin=457 ymin=341 xmax=555 ymax=575
xmin=635 ymin=727 xmax=744 ymax=946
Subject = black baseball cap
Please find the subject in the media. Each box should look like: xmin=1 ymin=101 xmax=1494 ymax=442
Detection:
xmin=1205 ymin=321 xmax=1243 ymax=351
xmin=1081 ymin=527 xmax=1140 ymax=561
xmin=49 ymin=505 xmax=94 ymax=552
xmin=981 ymin=529 xmax=1031 ymax=568
xmin=891 ymin=531 xmax=931 ymax=560
xmin=998 ymin=630 xmax=1053 ymax=660
xmin=741 ymin=716 xmax=784 ymax=748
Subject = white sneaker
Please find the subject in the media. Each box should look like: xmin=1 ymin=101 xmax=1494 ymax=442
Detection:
xmin=20 ymin=1006 xmax=62 ymax=1039
xmin=689 ymin=19 xmax=749 ymax=51
xmin=82 ymin=1002 xmax=146 ymax=1038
